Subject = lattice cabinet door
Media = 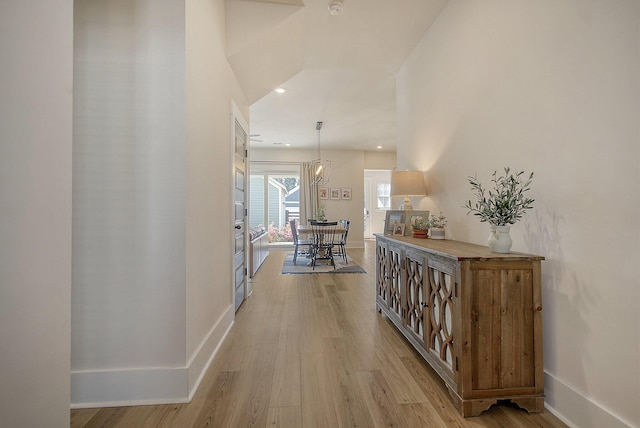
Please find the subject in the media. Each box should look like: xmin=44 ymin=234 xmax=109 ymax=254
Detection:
xmin=375 ymin=240 xmax=389 ymax=309
xmin=404 ymin=249 xmax=426 ymax=347
xmin=386 ymin=243 xmax=404 ymax=324
xmin=425 ymin=256 xmax=457 ymax=380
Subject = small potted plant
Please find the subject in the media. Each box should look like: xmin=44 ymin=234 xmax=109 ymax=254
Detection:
xmin=464 ymin=167 xmax=534 ymax=253
xmin=427 ymin=212 xmax=447 ymax=239
xmin=411 ymin=218 xmax=429 ymax=239
xmin=315 ymin=204 xmax=327 ymax=221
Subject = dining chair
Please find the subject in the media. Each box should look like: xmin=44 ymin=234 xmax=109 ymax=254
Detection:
xmin=290 ymin=220 xmax=313 ymax=265
xmin=335 ymin=219 xmax=350 ymax=262
xmin=309 ymin=221 xmax=338 ymax=270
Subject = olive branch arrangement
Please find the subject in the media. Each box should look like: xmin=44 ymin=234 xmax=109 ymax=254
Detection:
xmin=464 ymin=167 xmax=535 ymax=226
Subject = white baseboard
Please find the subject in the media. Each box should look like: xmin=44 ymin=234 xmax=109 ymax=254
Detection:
xmin=70 ymin=305 xmax=235 ymax=409
xmin=70 ymin=367 xmax=190 ymax=409
xmin=186 ymin=306 xmax=234 ymax=400
xmin=544 ymin=372 xmax=635 ymax=428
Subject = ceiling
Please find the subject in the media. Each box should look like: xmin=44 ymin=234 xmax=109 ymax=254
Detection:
xmin=226 ymin=0 xmax=448 ymax=152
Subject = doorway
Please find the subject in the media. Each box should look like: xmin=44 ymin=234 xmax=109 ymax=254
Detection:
xmin=249 ymin=162 xmax=301 ymax=246
xmin=363 ymin=169 xmax=391 ymax=239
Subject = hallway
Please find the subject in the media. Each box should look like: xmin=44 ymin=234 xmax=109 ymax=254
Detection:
xmin=71 ymin=242 xmax=566 ymax=427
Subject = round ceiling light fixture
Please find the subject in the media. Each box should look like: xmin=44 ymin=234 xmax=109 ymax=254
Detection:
xmin=328 ymin=0 xmax=343 ymax=15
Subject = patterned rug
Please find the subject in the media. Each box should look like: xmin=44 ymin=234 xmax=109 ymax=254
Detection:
xmin=281 ymin=252 xmax=366 ymax=274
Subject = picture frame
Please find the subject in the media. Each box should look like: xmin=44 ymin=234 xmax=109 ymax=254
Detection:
xmin=384 ymin=210 xmax=405 ymax=235
xmin=341 ymin=187 xmax=352 ymax=200
xmin=404 ymin=210 xmax=430 ymax=235
xmin=319 ymin=187 xmax=329 ymax=200
xmin=330 ymin=188 xmax=341 ymax=200
xmin=393 ymin=222 xmax=406 ymax=236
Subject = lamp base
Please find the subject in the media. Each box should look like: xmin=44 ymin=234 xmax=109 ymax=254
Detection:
xmin=399 ymin=197 xmax=413 ymax=211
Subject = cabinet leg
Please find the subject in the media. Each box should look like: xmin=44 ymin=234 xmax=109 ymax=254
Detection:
xmin=454 ymin=396 xmax=544 ymax=417
xmin=511 ymin=397 xmax=545 ymax=413
xmin=461 ymin=399 xmax=498 ymax=417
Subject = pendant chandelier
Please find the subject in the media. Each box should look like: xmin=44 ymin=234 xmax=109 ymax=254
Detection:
xmin=310 ymin=121 xmax=331 ymax=186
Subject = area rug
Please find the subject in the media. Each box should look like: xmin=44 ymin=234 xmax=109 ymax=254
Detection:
xmin=281 ymin=252 xmax=366 ymax=274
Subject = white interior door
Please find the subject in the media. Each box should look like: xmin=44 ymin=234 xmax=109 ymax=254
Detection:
xmin=233 ymin=109 xmax=248 ymax=312
xmin=364 ymin=177 xmax=372 ymax=238
xmin=364 ymin=169 xmax=391 ymax=238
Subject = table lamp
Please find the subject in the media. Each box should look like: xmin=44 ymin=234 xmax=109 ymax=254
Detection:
xmin=390 ymin=170 xmax=426 ymax=210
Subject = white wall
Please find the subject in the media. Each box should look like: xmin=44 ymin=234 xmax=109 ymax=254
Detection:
xmin=364 ymin=150 xmax=396 ymax=170
xmin=396 ymin=1 xmax=639 ymax=427
xmin=71 ymin=0 xmax=246 ymax=406
xmin=185 ymin=0 xmax=248 ymax=394
xmin=251 ymin=148 xmax=366 ymax=248
xmin=0 ymin=2 xmax=73 ymax=426
xmin=72 ymin=0 xmax=188 ymax=404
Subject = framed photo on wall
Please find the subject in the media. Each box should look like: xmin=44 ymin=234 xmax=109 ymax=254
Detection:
xmin=384 ymin=210 xmax=405 ymax=235
xmin=331 ymin=188 xmax=341 ymax=200
xmin=341 ymin=187 xmax=352 ymax=200
xmin=319 ymin=187 xmax=329 ymax=200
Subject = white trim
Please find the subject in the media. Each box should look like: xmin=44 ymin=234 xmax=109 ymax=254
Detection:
xmin=543 ymin=372 xmax=635 ymax=428
xmin=187 ymin=306 xmax=234 ymax=400
xmin=70 ymin=367 xmax=189 ymax=409
xmin=70 ymin=306 xmax=235 ymax=409
xmin=71 ymin=397 xmax=190 ymax=410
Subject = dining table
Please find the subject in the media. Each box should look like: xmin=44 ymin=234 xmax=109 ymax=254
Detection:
xmin=296 ymin=223 xmax=348 ymax=267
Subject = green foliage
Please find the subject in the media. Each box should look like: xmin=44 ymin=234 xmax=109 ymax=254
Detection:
xmin=315 ymin=204 xmax=326 ymax=221
xmin=273 ymin=177 xmax=299 ymax=192
xmin=412 ymin=218 xmax=429 ymax=230
xmin=464 ymin=167 xmax=535 ymax=226
xmin=427 ymin=212 xmax=447 ymax=229
xmin=412 ymin=212 xmax=447 ymax=230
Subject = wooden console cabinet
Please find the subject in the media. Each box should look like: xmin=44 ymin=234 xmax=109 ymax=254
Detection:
xmin=375 ymin=234 xmax=545 ymax=417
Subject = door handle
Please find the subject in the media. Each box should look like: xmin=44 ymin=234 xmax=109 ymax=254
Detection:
xmin=235 ymin=225 xmax=241 ymax=230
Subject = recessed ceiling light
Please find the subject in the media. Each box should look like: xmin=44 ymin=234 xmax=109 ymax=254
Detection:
xmin=285 ymin=143 xmax=291 ymax=147
xmin=377 ymin=145 xmax=383 ymax=149
xmin=274 ymin=88 xmax=286 ymax=94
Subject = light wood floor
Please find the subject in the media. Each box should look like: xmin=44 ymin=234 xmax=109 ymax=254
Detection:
xmin=71 ymin=241 xmax=567 ymax=428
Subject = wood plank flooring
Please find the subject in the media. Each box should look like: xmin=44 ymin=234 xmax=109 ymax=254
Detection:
xmin=71 ymin=241 xmax=567 ymax=428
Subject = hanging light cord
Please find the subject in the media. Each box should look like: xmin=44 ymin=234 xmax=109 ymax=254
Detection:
xmin=315 ymin=121 xmax=323 ymax=175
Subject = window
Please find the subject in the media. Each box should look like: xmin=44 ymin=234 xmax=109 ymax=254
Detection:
xmin=250 ymin=163 xmax=300 ymax=244
xmin=377 ymin=182 xmax=391 ymax=209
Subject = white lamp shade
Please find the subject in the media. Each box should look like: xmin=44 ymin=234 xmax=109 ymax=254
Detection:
xmin=391 ymin=170 xmax=426 ymax=196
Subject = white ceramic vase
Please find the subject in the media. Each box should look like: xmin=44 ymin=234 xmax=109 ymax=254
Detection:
xmin=488 ymin=225 xmax=512 ymax=253
xmin=430 ymin=227 xmax=445 ymax=240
